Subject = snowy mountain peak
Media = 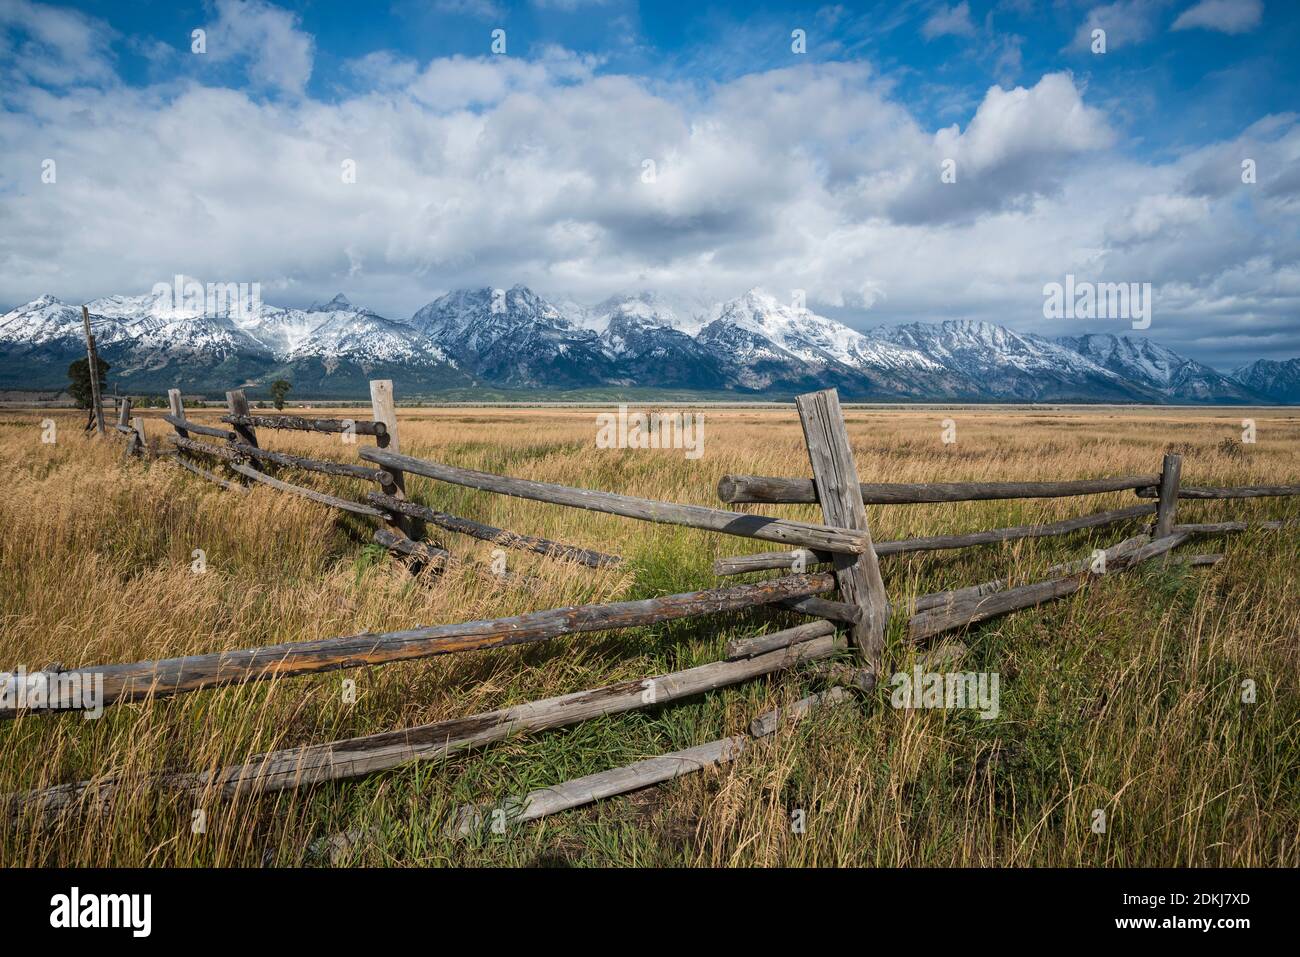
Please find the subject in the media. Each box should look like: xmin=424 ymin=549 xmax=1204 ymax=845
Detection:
xmin=308 ymin=293 xmax=353 ymax=313
xmin=1 ymin=285 xmax=1293 ymax=403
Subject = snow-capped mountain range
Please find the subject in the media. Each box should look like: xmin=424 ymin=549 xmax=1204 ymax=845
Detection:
xmin=0 ymin=285 xmax=1294 ymax=403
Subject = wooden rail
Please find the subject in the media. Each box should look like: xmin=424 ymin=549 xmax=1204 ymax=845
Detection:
xmin=221 ymin=413 xmax=387 ymax=437
xmin=0 ymin=572 xmax=836 ymax=718
xmin=712 ymin=503 xmax=1158 ymax=575
xmin=718 ymin=473 xmax=1161 ymax=505
xmin=1135 ymin=484 xmax=1300 ymax=499
xmin=449 ymin=687 xmax=850 ymax=837
xmin=359 ymin=448 xmax=871 ymax=555
xmin=368 ymin=492 xmax=622 ymax=569
xmin=161 ymin=414 xmax=237 ymax=441
xmin=9 ymin=634 xmax=843 ymax=814
xmin=907 ymin=533 xmax=1189 ymax=641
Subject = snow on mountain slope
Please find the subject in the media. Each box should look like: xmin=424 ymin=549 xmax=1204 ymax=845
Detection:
xmin=411 ymin=285 xmax=618 ymax=387
xmin=881 ymin=320 xmax=1161 ymax=402
xmin=1057 ymin=334 xmax=1262 ymax=403
xmin=2 ymin=286 xmax=1293 ymax=402
xmin=1232 ymin=357 xmax=1300 ymax=403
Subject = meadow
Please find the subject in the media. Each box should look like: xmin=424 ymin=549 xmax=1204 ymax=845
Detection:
xmin=0 ymin=403 xmax=1296 ymax=867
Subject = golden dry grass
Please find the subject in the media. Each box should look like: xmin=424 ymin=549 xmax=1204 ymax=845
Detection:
xmin=0 ymin=403 xmax=1296 ymax=866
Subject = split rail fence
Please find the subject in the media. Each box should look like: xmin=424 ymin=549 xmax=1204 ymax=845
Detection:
xmin=5 ymin=382 xmax=1297 ymax=833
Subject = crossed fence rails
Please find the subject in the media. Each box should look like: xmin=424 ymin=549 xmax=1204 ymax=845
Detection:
xmin=6 ymin=382 xmax=1297 ymax=830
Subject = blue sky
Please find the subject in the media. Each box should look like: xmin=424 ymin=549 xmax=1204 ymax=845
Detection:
xmin=1 ymin=0 xmax=1297 ymax=367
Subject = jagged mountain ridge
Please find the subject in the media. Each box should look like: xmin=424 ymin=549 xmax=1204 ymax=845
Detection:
xmin=1232 ymin=358 xmax=1300 ymax=403
xmin=0 ymin=285 xmax=1291 ymax=402
xmin=1057 ymin=333 xmax=1263 ymax=403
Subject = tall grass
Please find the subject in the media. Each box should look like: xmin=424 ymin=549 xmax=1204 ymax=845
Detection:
xmin=0 ymin=405 xmax=1295 ymax=866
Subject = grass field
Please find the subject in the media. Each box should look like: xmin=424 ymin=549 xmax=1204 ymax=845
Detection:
xmin=0 ymin=403 xmax=1297 ymax=867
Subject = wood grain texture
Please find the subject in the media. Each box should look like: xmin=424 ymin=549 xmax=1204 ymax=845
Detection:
xmin=711 ymin=503 xmax=1157 ymax=575
xmin=796 ymin=389 xmax=887 ymax=667
xmin=165 ymin=389 xmax=188 ymax=438
xmin=359 ymin=447 xmax=870 ymax=555
xmin=0 ymin=572 xmax=837 ymax=718
xmin=907 ymin=533 xmax=1189 ymax=641
xmin=718 ymin=473 xmax=1162 ymax=505
xmin=80 ymin=306 xmax=105 ymax=436
xmin=450 ymin=686 xmax=852 ymax=836
xmin=1154 ymin=453 xmax=1182 ymax=538
xmin=724 ymin=619 xmax=836 ymax=659
xmin=9 ymin=634 xmax=843 ymax=814
xmin=1136 ymin=484 xmax=1300 ymax=499
xmin=161 ymin=415 xmax=237 ymax=441
xmin=220 ymin=413 xmax=386 ymax=437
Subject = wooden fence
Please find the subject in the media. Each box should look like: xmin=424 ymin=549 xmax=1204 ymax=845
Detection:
xmin=5 ymin=383 xmax=1297 ymax=832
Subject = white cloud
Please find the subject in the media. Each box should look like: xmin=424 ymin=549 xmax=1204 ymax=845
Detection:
xmin=0 ymin=0 xmax=116 ymax=87
xmin=1172 ymin=0 xmax=1263 ymax=34
xmin=1068 ymin=0 xmax=1170 ymax=52
xmin=202 ymin=0 xmax=315 ymax=96
xmin=922 ymin=2 xmax=976 ymax=39
xmin=0 ymin=28 xmax=1296 ymax=364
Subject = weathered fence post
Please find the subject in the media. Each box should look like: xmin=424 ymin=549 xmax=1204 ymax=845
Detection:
xmin=167 ymin=389 xmax=189 ymax=438
xmin=225 ymin=389 xmax=259 ymax=484
xmin=116 ymin=397 xmax=136 ymax=458
xmin=80 ymin=306 xmax=105 ymax=436
xmin=795 ymin=388 xmax=888 ymax=672
xmin=1155 ymin=453 xmax=1183 ymax=538
xmin=369 ymin=379 xmax=422 ymax=540
xmin=225 ymin=389 xmax=259 ymax=449
xmin=131 ymin=415 xmax=147 ymax=457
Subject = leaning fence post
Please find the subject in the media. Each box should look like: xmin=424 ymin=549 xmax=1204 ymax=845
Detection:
xmin=795 ymin=388 xmax=889 ymax=673
xmin=1154 ymin=453 xmax=1182 ymax=538
xmin=80 ymin=306 xmax=106 ymax=436
xmin=369 ymin=379 xmax=421 ymax=540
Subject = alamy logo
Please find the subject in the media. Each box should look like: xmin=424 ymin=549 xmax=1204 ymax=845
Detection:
xmin=1042 ymin=274 xmax=1151 ymax=329
xmin=150 ymin=275 xmax=262 ymax=318
xmin=595 ymin=405 xmax=704 ymax=460
xmin=49 ymin=887 xmax=151 ymax=937
xmin=0 ymin=666 xmax=103 ymax=719
xmin=890 ymin=666 xmax=999 ymax=719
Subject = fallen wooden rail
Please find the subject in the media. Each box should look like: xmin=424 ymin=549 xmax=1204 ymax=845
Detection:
xmin=1135 ymin=484 xmax=1300 ymax=499
xmin=171 ymin=455 xmax=246 ymax=494
xmin=449 ymin=687 xmax=850 ymax=837
xmin=909 ymin=534 xmax=1150 ymax=615
xmin=9 ymin=634 xmax=843 ymax=815
xmin=1173 ymin=520 xmax=1297 ymax=533
xmin=359 ymin=448 xmax=870 ymax=555
xmin=368 ymin=492 xmax=623 ymax=569
xmin=712 ymin=503 xmax=1158 ymax=575
xmin=718 ymin=473 xmax=1160 ymax=505
xmin=907 ymin=533 xmax=1189 ymax=641
xmin=0 ymin=572 xmax=836 ymax=718
xmin=372 ymin=528 xmax=450 ymax=568
xmin=725 ymin=619 xmax=837 ymax=660
xmin=222 ymin=414 xmax=387 ymax=437
xmin=226 ymin=462 xmax=388 ymax=518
